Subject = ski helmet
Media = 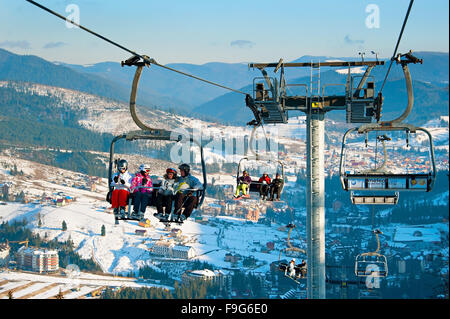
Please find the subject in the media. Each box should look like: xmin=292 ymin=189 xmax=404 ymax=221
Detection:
xmin=117 ymin=159 xmax=128 ymax=172
xmin=166 ymin=168 xmax=177 ymax=176
xmin=139 ymin=164 xmax=150 ymax=173
xmin=178 ymin=163 xmax=190 ymax=175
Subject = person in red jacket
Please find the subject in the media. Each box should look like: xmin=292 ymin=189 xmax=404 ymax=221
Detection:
xmin=258 ymin=173 xmax=271 ymax=200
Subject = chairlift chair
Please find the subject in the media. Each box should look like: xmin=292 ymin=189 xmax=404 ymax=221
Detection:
xmin=236 ymin=155 xmax=285 ymax=197
xmin=107 ymin=56 xmax=207 ymax=224
xmin=107 ymin=131 xmax=207 ymax=223
xmin=340 ymin=125 xmax=436 ymax=195
xmin=339 ymin=52 xmax=436 ymax=204
xmin=277 ymin=223 xmax=307 ymax=283
xmin=355 ymin=229 xmax=388 ymax=278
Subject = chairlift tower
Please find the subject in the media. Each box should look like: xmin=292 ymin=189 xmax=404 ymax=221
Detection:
xmin=247 ymin=59 xmax=385 ymax=298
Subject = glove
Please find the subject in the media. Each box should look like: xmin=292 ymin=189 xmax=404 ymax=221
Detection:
xmin=120 ymin=179 xmax=125 ymax=185
xmin=142 ymin=178 xmax=147 ymax=185
xmin=114 ymin=176 xmax=119 ymax=183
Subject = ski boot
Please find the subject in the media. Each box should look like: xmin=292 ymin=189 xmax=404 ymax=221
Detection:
xmin=119 ymin=207 xmax=126 ymax=219
xmin=114 ymin=208 xmax=120 ymax=225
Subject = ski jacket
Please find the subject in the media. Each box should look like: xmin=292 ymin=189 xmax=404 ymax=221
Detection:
xmin=271 ymin=178 xmax=284 ymax=188
xmin=238 ymin=175 xmax=252 ymax=185
xmin=177 ymin=174 xmax=203 ymax=194
xmin=131 ymin=172 xmax=153 ymax=193
xmin=289 ymin=261 xmax=295 ymax=270
xmin=111 ymin=171 xmax=133 ymax=191
xmin=258 ymin=175 xmax=271 ymax=185
xmin=158 ymin=174 xmax=179 ymax=196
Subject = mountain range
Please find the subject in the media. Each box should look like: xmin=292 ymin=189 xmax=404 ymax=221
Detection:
xmin=0 ymin=48 xmax=448 ymax=125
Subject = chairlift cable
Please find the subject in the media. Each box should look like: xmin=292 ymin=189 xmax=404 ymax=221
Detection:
xmin=25 ymin=0 xmax=248 ymax=96
xmin=379 ymin=0 xmax=414 ymax=94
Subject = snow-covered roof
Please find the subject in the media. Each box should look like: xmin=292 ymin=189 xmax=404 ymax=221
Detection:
xmin=173 ymin=245 xmax=194 ymax=252
xmin=189 ymin=269 xmax=216 ymax=278
xmin=393 ymin=226 xmax=442 ymax=243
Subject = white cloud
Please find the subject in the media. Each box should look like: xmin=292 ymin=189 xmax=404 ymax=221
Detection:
xmin=230 ymin=40 xmax=255 ymax=49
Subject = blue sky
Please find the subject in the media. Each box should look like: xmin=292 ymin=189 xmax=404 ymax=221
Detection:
xmin=0 ymin=0 xmax=448 ymax=65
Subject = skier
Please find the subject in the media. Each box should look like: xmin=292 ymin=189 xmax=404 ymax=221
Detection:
xmin=298 ymin=260 xmax=307 ymax=279
xmin=258 ymin=173 xmax=271 ymax=200
xmin=286 ymin=258 xmax=296 ymax=278
xmin=269 ymin=173 xmax=284 ymax=201
xmin=155 ymin=168 xmax=179 ymax=219
xmin=130 ymin=163 xmax=152 ymax=221
xmin=173 ymin=164 xmax=203 ymax=223
xmin=110 ymin=159 xmax=133 ymax=222
xmin=234 ymin=170 xmax=252 ymax=199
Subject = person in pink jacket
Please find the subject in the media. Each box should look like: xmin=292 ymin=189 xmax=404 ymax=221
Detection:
xmin=130 ymin=163 xmax=152 ymax=220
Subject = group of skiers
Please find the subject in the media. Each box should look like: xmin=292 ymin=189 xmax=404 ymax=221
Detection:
xmin=286 ymin=258 xmax=307 ymax=280
xmin=234 ymin=171 xmax=284 ymax=201
xmin=109 ymin=159 xmax=203 ymax=224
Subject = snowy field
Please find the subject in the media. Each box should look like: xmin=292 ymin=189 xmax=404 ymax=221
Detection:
xmin=0 ymin=269 xmax=173 ymax=299
xmin=0 ymin=199 xmax=288 ymax=274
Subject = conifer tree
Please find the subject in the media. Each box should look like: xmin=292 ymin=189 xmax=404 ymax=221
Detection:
xmin=56 ymin=288 xmax=64 ymax=299
xmin=62 ymin=220 xmax=67 ymax=231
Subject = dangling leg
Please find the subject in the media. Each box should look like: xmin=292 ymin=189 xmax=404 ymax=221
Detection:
xmin=174 ymin=193 xmax=184 ymax=221
xmin=234 ymin=184 xmax=242 ymax=198
xmin=180 ymin=196 xmax=197 ymax=222
xmin=118 ymin=190 xmax=129 ymax=218
xmin=111 ymin=190 xmax=121 ymax=222
xmin=242 ymin=184 xmax=250 ymax=198
xmin=155 ymin=193 xmax=164 ymax=217
xmin=132 ymin=192 xmax=142 ymax=218
xmin=138 ymin=193 xmax=149 ymax=221
xmin=165 ymin=195 xmax=174 ymax=217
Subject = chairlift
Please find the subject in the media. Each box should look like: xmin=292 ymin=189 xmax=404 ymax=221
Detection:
xmin=107 ymin=56 xmax=207 ymax=224
xmin=339 ymin=51 xmax=436 ymax=203
xmin=236 ymin=155 xmax=285 ymax=199
xmin=107 ymin=132 xmax=207 ymax=224
xmin=355 ymin=229 xmax=388 ymax=278
xmin=234 ymin=121 xmax=285 ymax=200
xmin=340 ymin=123 xmax=436 ymax=194
xmin=277 ymin=223 xmax=307 ymax=283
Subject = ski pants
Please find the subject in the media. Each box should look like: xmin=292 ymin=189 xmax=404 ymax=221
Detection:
xmin=155 ymin=193 xmax=174 ymax=216
xmin=270 ymin=185 xmax=281 ymax=200
xmin=235 ymin=183 xmax=249 ymax=196
xmin=133 ymin=191 xmax=150 ymax=213
xmin=259 ymin=184 xmax=269 ymax=198
xmin=174 ymin=193 xmax=197 ymax=218
xmin=111 ymin=189 xmax=129 ymax=209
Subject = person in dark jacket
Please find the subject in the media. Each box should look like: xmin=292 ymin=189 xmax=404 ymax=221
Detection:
xmin=258 ymin=173 xmax=271 ymax=200
xmin=234 ymin=170 xmax=252 ymax=198
xmin=269 ymin=173 xmax=284 ymax=201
